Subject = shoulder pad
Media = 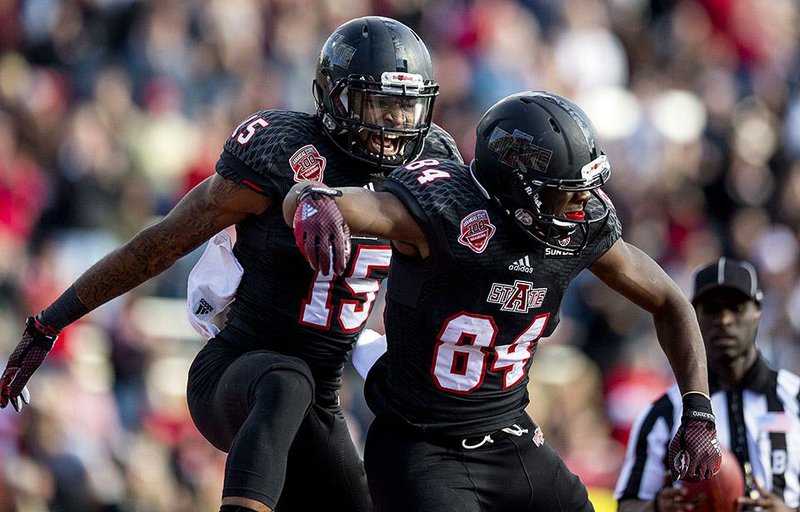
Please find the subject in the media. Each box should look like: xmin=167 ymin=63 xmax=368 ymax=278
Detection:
xmin=421 ymin=124 xmax=464 ymax=164
xmin=216 ymin=110 xmax=323 ymax=198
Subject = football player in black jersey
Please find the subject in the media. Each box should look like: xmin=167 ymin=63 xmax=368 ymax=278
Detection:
xmin=0 ymin=16 xmax=461 ymax=512
xmin=286 ymin=91 xmax=721 ymax=511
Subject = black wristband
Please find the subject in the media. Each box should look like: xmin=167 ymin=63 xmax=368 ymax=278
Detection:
xmin=296 ymin=184 xmax=342 ymax=204
xmin=38 ymin=286 xmax=90 ymax=331
xmin=682 ymin=392 xmax=715 ymax=424
xmin=26 ymin=317 xmax=58 ymax=348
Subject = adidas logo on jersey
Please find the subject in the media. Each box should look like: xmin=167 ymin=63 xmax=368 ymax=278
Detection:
xmin=508 ymin=255 xmax=534 ymax=273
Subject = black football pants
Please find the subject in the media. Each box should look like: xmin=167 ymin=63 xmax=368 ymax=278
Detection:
xmin=187 ymin=338 xmax=372 ymax=511
xmin=365 ymin=412 xmax=593 ymax=512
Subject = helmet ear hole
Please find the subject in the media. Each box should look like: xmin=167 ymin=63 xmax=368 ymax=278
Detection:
xmin=312 ymin=81 xmax=323 ymax=109
xmin=549 ymin=118 xmax=560 ymax=133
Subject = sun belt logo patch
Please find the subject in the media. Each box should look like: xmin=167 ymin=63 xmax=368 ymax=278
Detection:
xmin=457 ymin=209 xmax=496 ymax=254
xmin=487 ymin=280 xmax=547 ymax=313
xmin=290 ymin=144 xmax=327 ymax=182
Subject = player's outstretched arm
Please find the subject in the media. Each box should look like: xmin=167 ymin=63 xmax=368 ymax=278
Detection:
xmin=0 ymin=175 xmax=269 ymax=412
xmin=283 ymin=181 xmax=427 ymax=273
xmin=73 ymin=175 xmax=267 ymax=309
xmin=589 ymin=239 xmax=708 ymax=395
xmin=590 ymin=239 xmax=721 ymax=482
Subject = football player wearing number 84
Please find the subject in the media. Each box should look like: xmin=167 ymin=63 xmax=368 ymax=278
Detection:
xmin=0 ymin=16 xmax=462 ymax=512
xmin=285 ymin=91 xmax=722 ymax=511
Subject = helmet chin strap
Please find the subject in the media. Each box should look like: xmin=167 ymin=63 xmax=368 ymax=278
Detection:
xmin=532 ymin=191 xmax=573 ymax=231
xmin=322 ymin=113 xmax=345 ymax=134
xmin=551 ymin=217 xmax=578 ymax=233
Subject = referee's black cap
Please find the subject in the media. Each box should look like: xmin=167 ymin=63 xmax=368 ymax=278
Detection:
xmin=692 ymin=257 xmax=763 ymax=305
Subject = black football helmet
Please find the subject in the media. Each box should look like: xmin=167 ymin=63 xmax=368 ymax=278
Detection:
xmin=471 ymin=91 xmax=612 ymax=255
xmin=313 ymin=16 xmax=439 ymax=172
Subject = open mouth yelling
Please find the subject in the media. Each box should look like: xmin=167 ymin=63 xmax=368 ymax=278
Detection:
xmin=366 ymin=132 xmax=402 ymax=160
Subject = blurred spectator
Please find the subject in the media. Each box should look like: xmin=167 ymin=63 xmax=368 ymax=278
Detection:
xmin=527 ymin=344 xmax=626 ymax=488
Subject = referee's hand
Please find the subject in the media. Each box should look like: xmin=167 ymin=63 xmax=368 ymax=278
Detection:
xmin=655 ymin=483 xmax=700 ymax=512
xmin=736 ymin=478 xmax=795 ymax=511
xmin=668 ymin=392 xmax=722 ymax=482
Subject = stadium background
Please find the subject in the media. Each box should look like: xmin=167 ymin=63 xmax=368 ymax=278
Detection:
xmin=1 ymin=0 xmax=799 ymax=510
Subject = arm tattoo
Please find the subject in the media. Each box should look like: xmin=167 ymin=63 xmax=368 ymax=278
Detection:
xmin=74 ymin=177 xmax=254 ymax=309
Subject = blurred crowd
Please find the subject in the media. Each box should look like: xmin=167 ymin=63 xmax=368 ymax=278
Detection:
xmin=1 ymin=0 xmax=799 ymax=510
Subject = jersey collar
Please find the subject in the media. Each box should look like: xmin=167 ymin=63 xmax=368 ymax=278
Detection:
xmin=709 ymin=353 xmax=775 ymax=394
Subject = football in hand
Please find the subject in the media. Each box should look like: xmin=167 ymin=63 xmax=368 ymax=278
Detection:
xmin=681 ymin=449 xmax=744 ymax=512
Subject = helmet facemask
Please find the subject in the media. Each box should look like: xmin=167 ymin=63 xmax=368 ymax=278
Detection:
xmin=478 ymin=153 xmax=613 ymax=255
xmin=318 ymin=71 xmax=438 ymax=171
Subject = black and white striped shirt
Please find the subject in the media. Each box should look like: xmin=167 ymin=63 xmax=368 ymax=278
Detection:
xmin=615 ymin=356 xmax=800 ymax=508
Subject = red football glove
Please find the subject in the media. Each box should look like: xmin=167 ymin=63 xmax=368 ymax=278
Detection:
xmin=668 ymin=392 xmax=722 ymax=482
xmin=1 ymin=316 xmax=58 ymax=412
xmin=292 ymin=184 xmax=351 ymax=275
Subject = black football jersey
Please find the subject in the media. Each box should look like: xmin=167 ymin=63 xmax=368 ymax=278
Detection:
xmin=215 ymin=110 xmax=462 ymax=395
xmin=367 ymin=158 xmax=622 ymax=436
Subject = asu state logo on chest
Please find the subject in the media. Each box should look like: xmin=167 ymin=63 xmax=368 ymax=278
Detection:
xmin=487 ymin=280 xmax=547 ymax=313
xmin=289 ymin=144 xmax=327 ymax=182
xmin=457 ymin=209 xmax=496 ymax=253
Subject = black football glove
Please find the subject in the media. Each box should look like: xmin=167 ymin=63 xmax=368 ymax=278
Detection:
xmin=292 ymin=184 xmax=351 ymax=275
xmin=0 ymin=316 xmax=58 ymax=412
xmin=668 ymin=392 xmax=722 ymax=482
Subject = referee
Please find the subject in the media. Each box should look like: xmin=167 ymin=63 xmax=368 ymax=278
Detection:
xmin=615 ymin=257 xmax=800 ymax=511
